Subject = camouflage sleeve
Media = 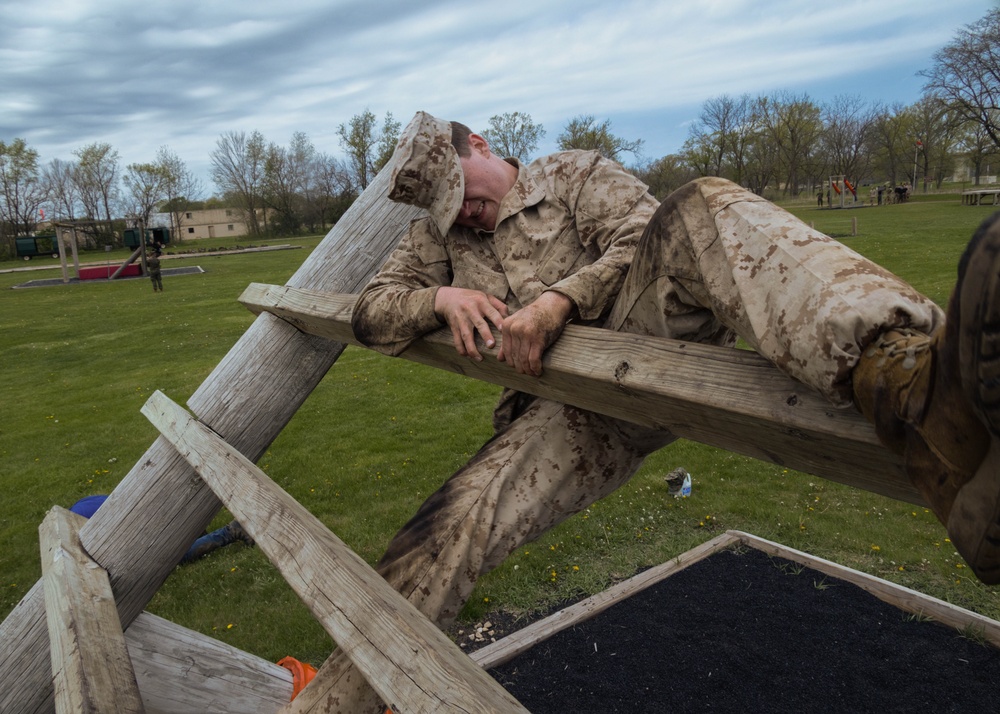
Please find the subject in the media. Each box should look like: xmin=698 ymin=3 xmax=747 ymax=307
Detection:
xmin=351 ymin=217 xmax=452 ymax=356
xmin=547 ymin=154 xmax=658 ymax=321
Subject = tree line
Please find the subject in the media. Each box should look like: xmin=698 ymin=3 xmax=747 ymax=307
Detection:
xmin=3 ymin=7 xmax=999 ymax=259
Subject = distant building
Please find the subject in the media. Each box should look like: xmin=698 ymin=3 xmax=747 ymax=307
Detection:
xmin=152 ymin=208 xmax=269 ymax=240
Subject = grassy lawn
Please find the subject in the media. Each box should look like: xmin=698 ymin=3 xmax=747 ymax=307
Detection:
xmin=3 ymin=197 xmax=1000 ymax=668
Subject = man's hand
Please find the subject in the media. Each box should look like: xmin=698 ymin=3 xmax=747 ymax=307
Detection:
xmin=498 ymin=291 xmax=575 ymax=377
xmin=434 ymin=286 xmax=509 ymax=362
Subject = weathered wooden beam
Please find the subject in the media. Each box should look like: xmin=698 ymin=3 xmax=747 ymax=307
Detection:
xmin=238 ymin=283 xmax=921 ymax=506
xmin=141 ymin=390 xmax=529 ymax=714
xmin=39 ymin=507 xmax=144 ymax=714
xmin=125 ymin=611 xmax=293 ymax=714
xmin=0 ymin=160 xmax=422 ymax=714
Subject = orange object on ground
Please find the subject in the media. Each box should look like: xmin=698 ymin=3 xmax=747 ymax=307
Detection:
xmin=276 ymin=656 xmax=317 ymax=700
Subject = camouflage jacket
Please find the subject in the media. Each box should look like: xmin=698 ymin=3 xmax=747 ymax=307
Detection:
xmin=353 ymin=150 xmax=659 ymax=355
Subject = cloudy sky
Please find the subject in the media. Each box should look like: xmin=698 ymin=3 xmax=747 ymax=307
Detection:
xmin=0 ymin=0 xmax=993 ymax=194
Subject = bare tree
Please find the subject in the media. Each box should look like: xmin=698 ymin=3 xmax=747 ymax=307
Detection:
xmin=0 ymin=138 xmax=46 ymax=242
xmin=820 ymin=95 xmax=880 ymax=188
xmin=43 ymin=158 xmax=80 ymax=221
xmin=907 ymin=96 xmax=961 ymax=191
xmin=373 ymin=111 xmax=401 ymax=175
xmin=481 ymin=112 xmax=546 ymax=162
xmin=312 ymin=152 xmax=355 ymax=229
xmin=122 ymin=162 xmax=168 ymax=229
xmin=758 ymin=92 xmax=824 ymax=196
xmin=156 ymin=147 xmax=203 ymax=242
xmin=338 ymin=109 xmax=399 ymax=190
xmin=264 ymin=132 xmax=317 ymax=235
xmin=870 ymin=103 xmax=915 ymax=186
xmin=73 ymin=142 xmax=120 ymax=223
xmin=690 ymin=95 xmax=748 ymax=177
xmin=632 ymin=154 xmax=697 ymax=200
xmin=681 ymin=94 xmax=760 ymax=186
xmin=921 ymin=8 xmax=1000 ymax=152
xmin=557 ymin=115 xmax=644 ymax=161
xmin=210 ymin=130 xmax=267 ymax=235
xmin=957 ymin=119 xmax=1000 ymax=184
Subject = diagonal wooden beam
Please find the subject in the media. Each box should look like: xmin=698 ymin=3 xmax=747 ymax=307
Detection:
xmin=239 ymin=282 xmax=920 ymax=506
xmin=0 ymin=160 xmax=422 ymax=714
xmin=125 ymin=611 xmax=293 ymax=713
xmin=40 ymin=508 xmax=144 ymax=714
xmin=141 ymin=390 xmax=529 ymax=714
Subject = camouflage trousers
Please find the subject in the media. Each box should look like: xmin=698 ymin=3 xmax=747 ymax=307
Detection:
xmin=302 ymin=177 xmax=943 ymax=712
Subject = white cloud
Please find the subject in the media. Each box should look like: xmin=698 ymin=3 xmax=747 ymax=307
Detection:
xmin=0 ymin=0 xmax=992 ymax=189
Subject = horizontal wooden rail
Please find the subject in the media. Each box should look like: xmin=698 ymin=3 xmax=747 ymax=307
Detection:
xmin=142 ymin=390 xmax=529 ymax=714
xmin=239 ymin=282 xmax=920 ymax=506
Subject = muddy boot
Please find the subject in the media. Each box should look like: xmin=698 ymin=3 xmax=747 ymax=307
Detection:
xmin=853 ymin=214 xmax=1000 ymax=583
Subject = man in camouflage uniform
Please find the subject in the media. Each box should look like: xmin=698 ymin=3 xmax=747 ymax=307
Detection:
xmin=147 ymin=248 xmax=163 ymax=292
xmin=322 ymin=111 xmax=1000 ymax=711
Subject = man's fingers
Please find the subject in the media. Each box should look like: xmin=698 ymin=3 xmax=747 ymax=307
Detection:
xmin=475 ymin=318 xmax=496 ymax=349
xmin=488 ymin=294 xmax=509 ymax=320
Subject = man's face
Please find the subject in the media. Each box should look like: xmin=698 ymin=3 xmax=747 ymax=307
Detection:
xmin=454 ymin=135 xmax=512 ymax=232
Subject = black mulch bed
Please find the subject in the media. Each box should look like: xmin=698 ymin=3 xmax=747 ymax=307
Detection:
xmin=484 ymin=546 xmax=1000 ymax=713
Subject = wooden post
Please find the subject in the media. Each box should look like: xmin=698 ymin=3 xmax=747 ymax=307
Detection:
xmin=57 ymin=227 xmax=69 ymax=283
xmin=142 ymin=390 xmax=529 ymax=714
xmin=125 ymin=611 xmax=293 ymax=712
xmin=0 ymin=162 xmax=421 ymax=714
xmin=40 ymin=507 xmax=144 ymax=714
xmin=852 ymin=216 xmax=858 ymax=236
xmin=68 ymin=227 xmax=80 ymax=277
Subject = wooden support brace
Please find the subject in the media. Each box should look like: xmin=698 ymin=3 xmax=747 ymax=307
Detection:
xmin=238 ymin=283 xmax=920 ymax=506
xmin=0 ymin=162 xmax=421 ymax=714
xmin=40 ymin=507 xmax=144 ymax=714
xmin=125 ymin=611 xmax=293 ymax=714
xmin=141 ymin=390 xmax=529 ymax=714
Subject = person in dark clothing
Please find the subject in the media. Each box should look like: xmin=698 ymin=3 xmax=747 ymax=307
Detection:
xmin=147 ymin=248 xmax=163 ymax=292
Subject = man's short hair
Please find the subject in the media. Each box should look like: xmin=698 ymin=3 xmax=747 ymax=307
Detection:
xmin=451 ymin=122 xmax=473 ymax=158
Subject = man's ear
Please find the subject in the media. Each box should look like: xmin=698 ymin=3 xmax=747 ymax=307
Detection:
xmin=467 ymin=133 xmax=491 ymax=157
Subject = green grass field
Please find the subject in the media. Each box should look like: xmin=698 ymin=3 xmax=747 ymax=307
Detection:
xmin=3 ymin=197 xmax=1000 ymax=667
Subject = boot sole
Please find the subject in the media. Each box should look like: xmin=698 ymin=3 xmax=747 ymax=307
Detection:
xmin=948 ymin=214 xmax=1000 ymax=583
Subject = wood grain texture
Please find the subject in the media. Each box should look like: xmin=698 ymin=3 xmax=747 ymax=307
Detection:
xmin=239 ymin=283 xmax=920 ymax=505
xmin=40 ymin=507 xmax=144 ymax=714
xmin=142 ymin=390 xmax=528 ymax=714
xmin=0 ymin=159 xmax=421 ymax=714
xmin=125 ymin=611 xmax=293 ymax=714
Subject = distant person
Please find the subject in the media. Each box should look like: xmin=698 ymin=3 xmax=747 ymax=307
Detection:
xmin=817 ymin=191 xmax=823 ymax=207
xmin=69 ymin=495 xmax=254 ymax=564
xmin=147 ymin=248 xmax=163 ymax=292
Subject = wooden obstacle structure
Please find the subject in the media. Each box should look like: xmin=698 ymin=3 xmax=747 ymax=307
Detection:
xmin=963 ymin=188 xmax=1000 ymax=206
xmin=1 ymin=156 xmax=931 ymax=712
